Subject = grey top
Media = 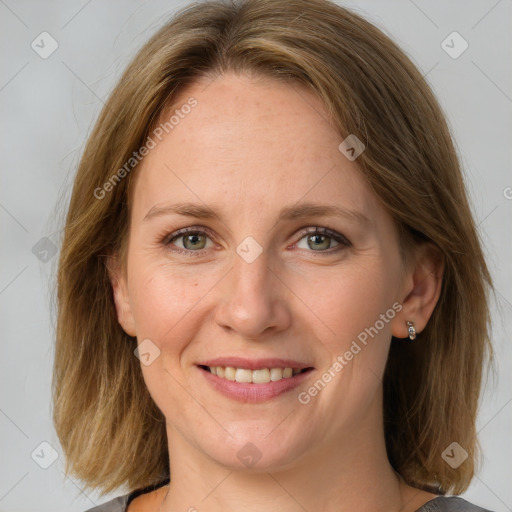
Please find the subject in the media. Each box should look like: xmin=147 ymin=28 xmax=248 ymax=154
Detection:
xmin=84 ymin=480 xmax=494 ymax=512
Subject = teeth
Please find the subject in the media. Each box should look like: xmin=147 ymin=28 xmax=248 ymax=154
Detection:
xmin=235 ymin=368 xmax=252 ymax=383
xmin=207 ymin=366 xmax=303 ymax=384
xmin=270 ymin=368 xmax=283 ymax=381
xmin=224 ymin=367 xmax=236 ymax=381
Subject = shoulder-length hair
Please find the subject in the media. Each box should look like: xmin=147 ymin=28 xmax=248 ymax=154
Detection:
xmin=52 ymin=0 xmax=493 ymax=497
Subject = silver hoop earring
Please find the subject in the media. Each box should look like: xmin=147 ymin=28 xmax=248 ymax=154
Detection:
xmin=406 ymin=321 xmax=416 ymax=341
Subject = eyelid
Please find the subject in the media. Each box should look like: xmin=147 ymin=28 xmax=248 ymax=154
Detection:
xmin=293 ymin=226 xmax=352 ymax=249
xmin=163 ymin=226 xmax=216 ymax=245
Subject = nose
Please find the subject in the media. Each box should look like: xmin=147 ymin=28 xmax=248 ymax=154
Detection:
xmin=214 ymin=246 xmax=292 ymax=340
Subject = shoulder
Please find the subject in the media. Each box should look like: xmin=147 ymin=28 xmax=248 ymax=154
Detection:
xmin=82 ymin=493 xmax=131 ymax=512
xmin=417 ymin=496 xmax=495 ymax=512
xmin=82 ymin=479 xmax=169 ymax=512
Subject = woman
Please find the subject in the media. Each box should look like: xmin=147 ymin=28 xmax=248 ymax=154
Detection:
xmin=52 ymin=0 xmax=494 ymax=511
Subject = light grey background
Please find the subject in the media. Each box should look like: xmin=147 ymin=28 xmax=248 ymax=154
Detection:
xmin=0 ymin=1 xmax=511 ymax=511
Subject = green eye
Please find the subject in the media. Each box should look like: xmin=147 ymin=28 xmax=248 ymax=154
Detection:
xmin=299 ymin=233 xmax=340 ymax=251
xmin=295 ymin=228 xmax=350 ymax=252
xmin=181 ymin=233 xmax=208 ymax=250
xmin=164 ymin=226 xmax=351 ymax=256
xmin=166 ymin=229 xmax=214 ymax=251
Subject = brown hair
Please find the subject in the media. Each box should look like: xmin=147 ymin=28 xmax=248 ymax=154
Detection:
xmin=52 ymin=0 xmax=493 ymax=497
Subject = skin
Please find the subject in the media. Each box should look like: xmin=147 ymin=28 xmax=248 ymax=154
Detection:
xmin=110 ymin=72 xmax=444 ymax=512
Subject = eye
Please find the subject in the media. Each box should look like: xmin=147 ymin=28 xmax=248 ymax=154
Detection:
xmin=294 ymin=227 xmax=351 ymax=253
xmin=164 ymin=228 xmax=215 ymax=252
xmin=162 ymin=226 xmax=351 ymax=256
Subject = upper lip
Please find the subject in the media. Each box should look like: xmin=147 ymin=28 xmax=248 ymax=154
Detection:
xmin=197 ymin=357 xmax=314 ymax=371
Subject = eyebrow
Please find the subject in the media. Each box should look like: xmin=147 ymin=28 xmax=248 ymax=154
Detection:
xmin=143 ymin=201 xmax=371 ymax=226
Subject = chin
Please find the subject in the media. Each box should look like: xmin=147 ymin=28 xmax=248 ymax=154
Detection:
xmin=200 ymin=425 xmax=312 ymax=473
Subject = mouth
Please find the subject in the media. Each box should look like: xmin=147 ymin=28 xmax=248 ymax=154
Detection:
xmin=197 ymin=365 xmax=313 ymax=384
xmin=195 ymin=358 xmax=315 ymax=403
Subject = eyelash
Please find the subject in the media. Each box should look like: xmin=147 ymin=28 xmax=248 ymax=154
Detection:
xmin=161 ymin=226 xmax=352 ymax=257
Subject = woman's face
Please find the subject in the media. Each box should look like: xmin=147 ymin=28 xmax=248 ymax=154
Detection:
xmin=112 ymin=73 xmax=413 ymax=471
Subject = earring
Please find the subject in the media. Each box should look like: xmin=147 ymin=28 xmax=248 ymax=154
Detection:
xmin=406 ymin=321 xmax=416 ymax=341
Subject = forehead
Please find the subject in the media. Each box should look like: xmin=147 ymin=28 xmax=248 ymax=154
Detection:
xmin=130 ymin=73 xmax=381 ymax=223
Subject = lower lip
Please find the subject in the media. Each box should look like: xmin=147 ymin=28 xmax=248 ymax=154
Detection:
xmin=198 ymin=366 xmax=314 ymax=403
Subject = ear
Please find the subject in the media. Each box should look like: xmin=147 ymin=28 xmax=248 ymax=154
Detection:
xmin=106 ymin=252 xmax=137 ymax=337
xmin=391 ymin=243 xmax=444 ymax=339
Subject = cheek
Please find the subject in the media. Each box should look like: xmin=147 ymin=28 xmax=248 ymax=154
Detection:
xmin=132 ymin=273 xmax=188 ymax=332
xmin=128 ymin=262 xmax=215 ymax=402
xmin=299 ymin=262 xmax=397 ymax=364
xmin=127 ymin=258 xmax=222 ymax=351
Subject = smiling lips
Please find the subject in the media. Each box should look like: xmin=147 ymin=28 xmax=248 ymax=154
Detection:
xmin=197 ymin=357 xmax=313 ymax=382
xmin=197 ymin=357 xmax=315 ymax=402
